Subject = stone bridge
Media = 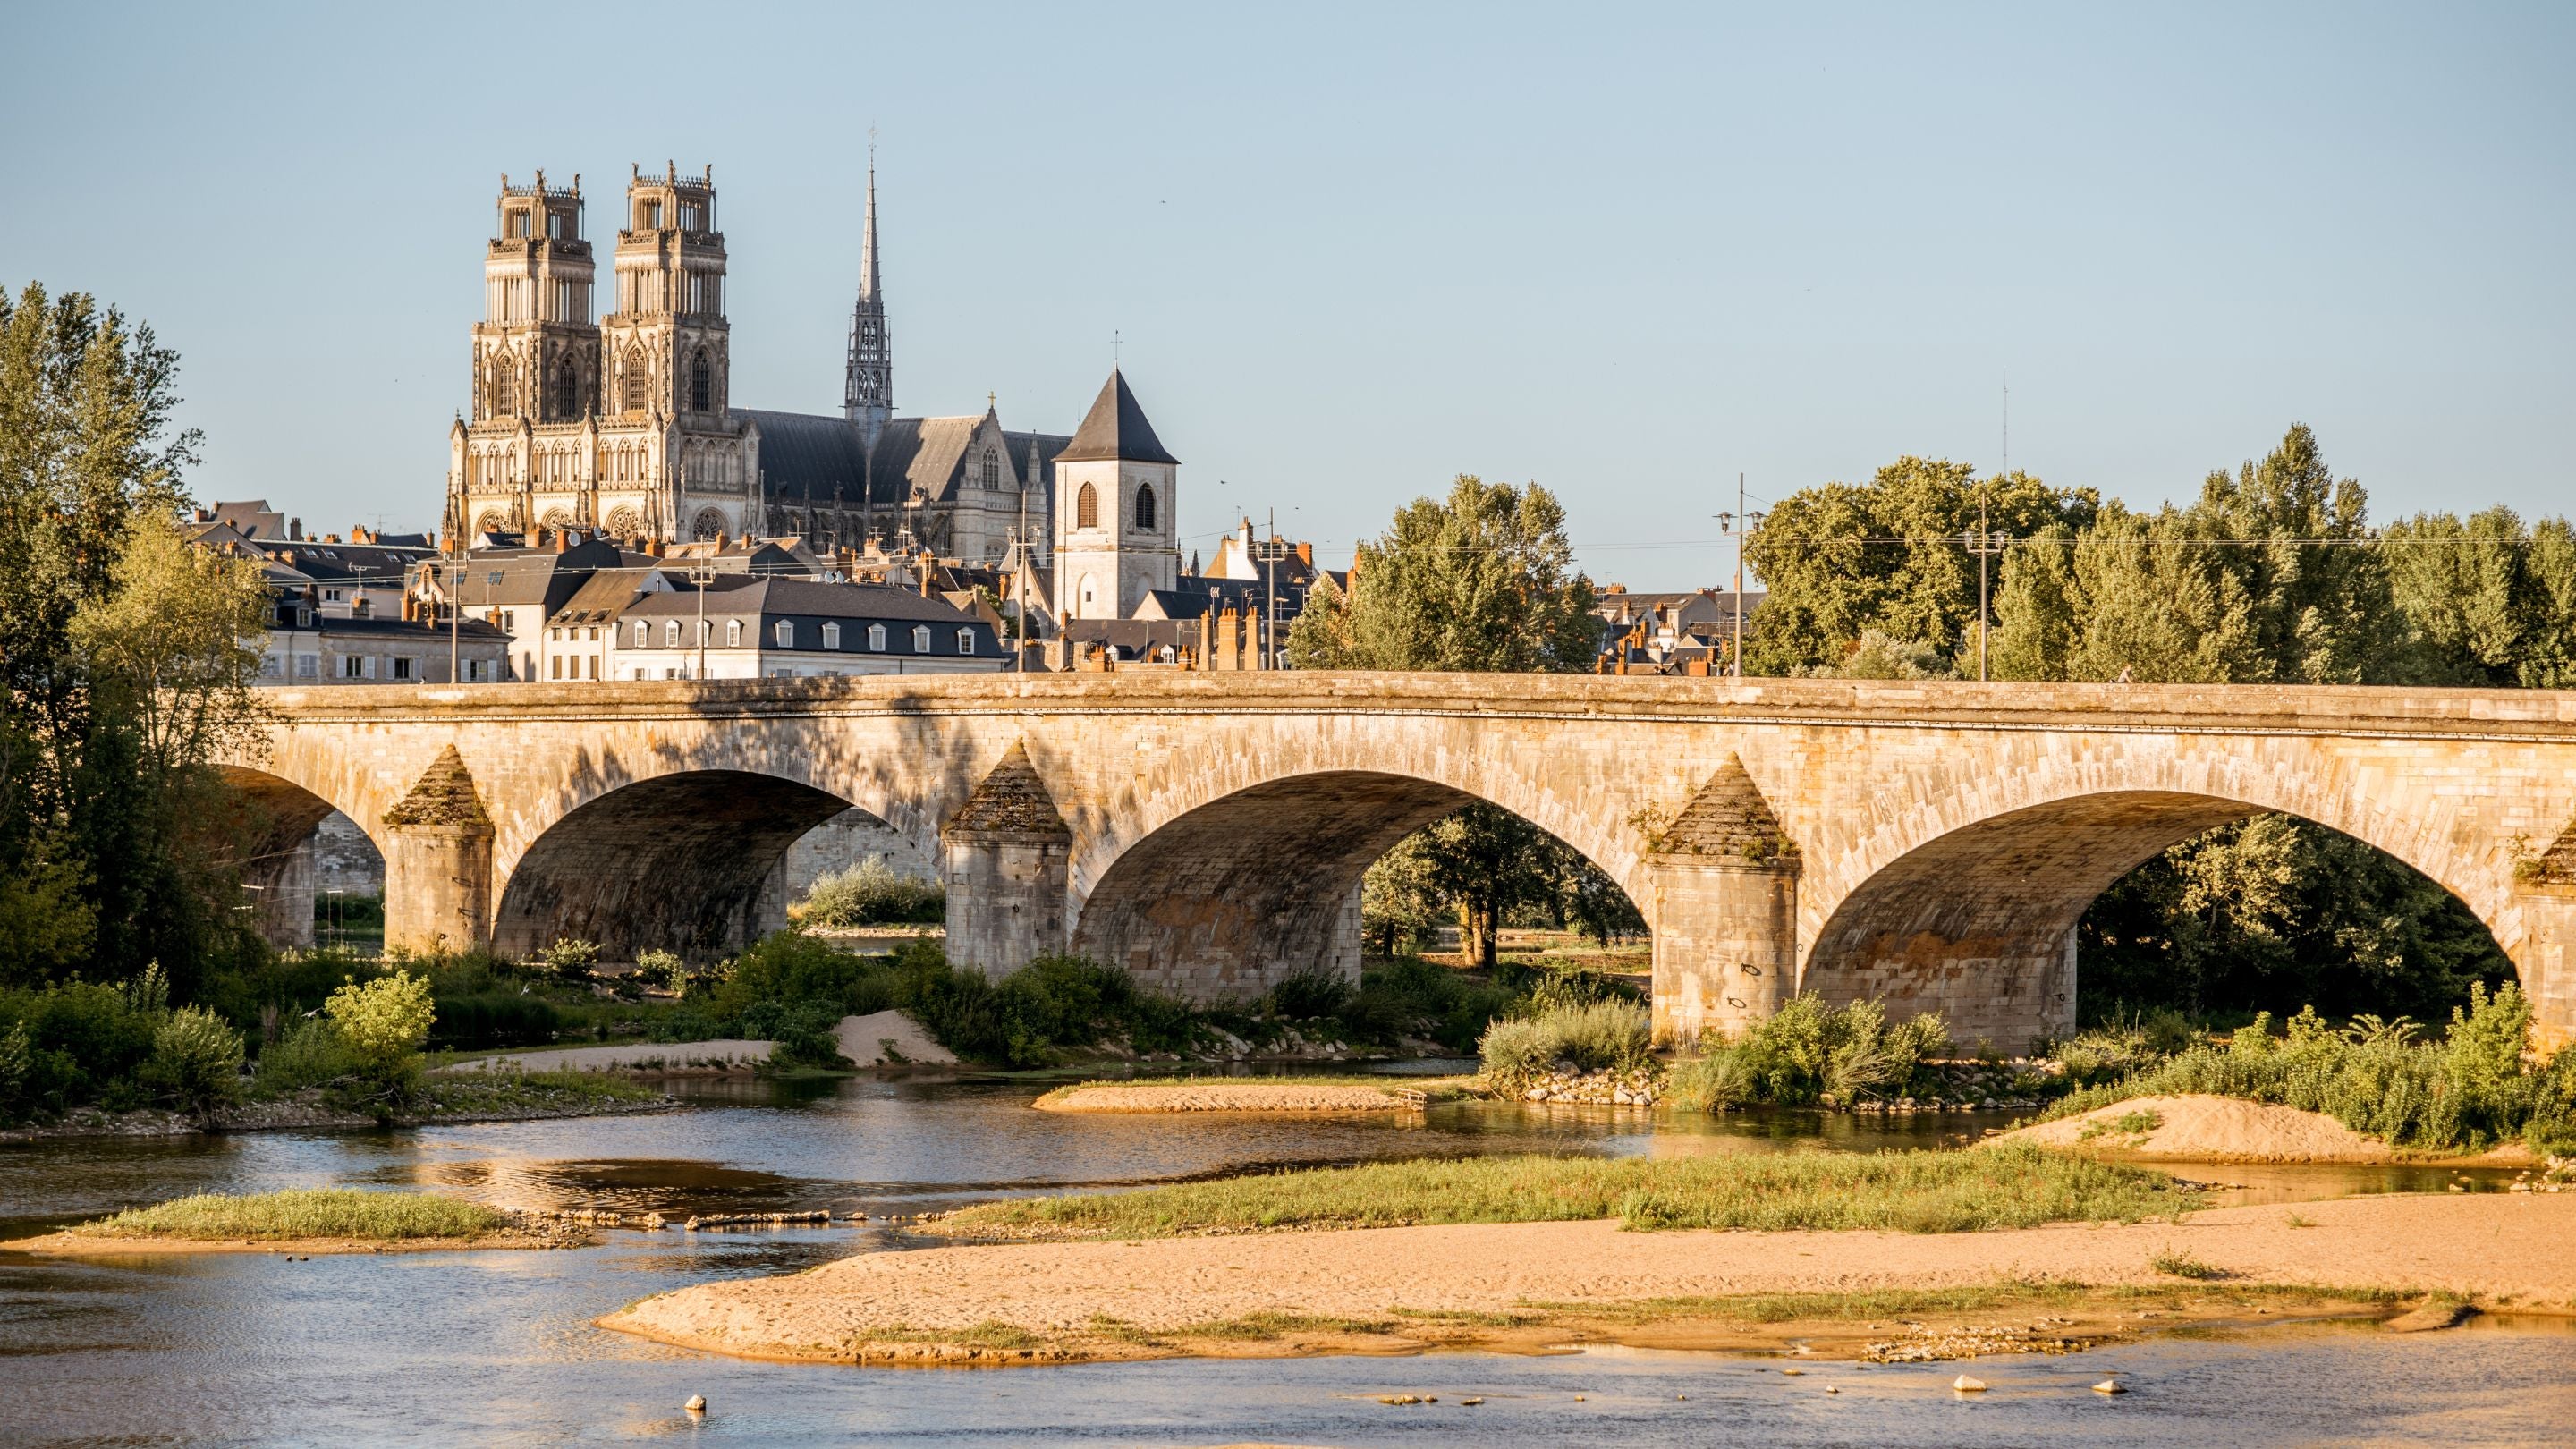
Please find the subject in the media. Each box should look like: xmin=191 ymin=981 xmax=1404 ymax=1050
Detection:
xmin=221 ymin=674 xmax=2576 ymax=1051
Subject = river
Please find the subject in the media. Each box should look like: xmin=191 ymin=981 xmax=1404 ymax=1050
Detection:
xmin=2 ymin=1071 xmax=2565 ymax=1446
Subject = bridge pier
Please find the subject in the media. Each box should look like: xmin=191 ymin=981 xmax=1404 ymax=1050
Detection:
xmin=1648 ymin=852 xmax=1795 ymax=1045
xmin=380 ymin=747 xmax=496 ymax=956
xmin=2516 ymin=888 xmax=2576 ymax=1053
xmin=242 ymin=836 xmax=317 ymax=951
xmin=942 ymin=742 xmax=1072 ymax=979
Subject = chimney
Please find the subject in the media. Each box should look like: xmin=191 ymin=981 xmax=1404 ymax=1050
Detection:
xmin=553 ymin=529 xmax=568 ymax=554
xmin=1295 ymin=541 xmax=1312 ymax=565
xmin=289 ymin=517 xmax=303 ymax=541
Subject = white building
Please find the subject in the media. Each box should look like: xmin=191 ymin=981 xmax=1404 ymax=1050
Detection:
xmin=1051 ymin=369 xmax=1181 ymax=621
xmin=609 ymin=576 xmax=1005 ymax=679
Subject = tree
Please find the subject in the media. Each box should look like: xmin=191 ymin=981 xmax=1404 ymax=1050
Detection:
xmin=0 ymin=283 xmax=260 ymax=994
xmin=1742 ymin=459 xmax=2097 ymax=675
xmin=1288 ymin=475 xmax=1597 ymax=673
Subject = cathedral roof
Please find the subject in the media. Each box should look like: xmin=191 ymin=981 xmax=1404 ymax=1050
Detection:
xmin=739 ymin=409 xmax=869 ymax=507
xmin=1055 ymin=369 xmax=1178 ymax=465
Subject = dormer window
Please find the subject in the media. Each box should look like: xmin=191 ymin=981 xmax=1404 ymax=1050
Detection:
xmin=664 ymin=620 xmax=682 ymax=648
xmin=633 ymin=620 xmax=650 ymax=648
xmin=868 ymin=623 xmax=886 ymax=651
xmin=821 ymin=622 xmax=841 ymax=649
xmin=911 ymin=625 xmax=931 ymax=654
xmin=956 ymin=628 xmax=975 ymax=656
xmin=725 ymin=619 xmax=743 ymax=648
xmin=773 ymin=619 xmax=793 ymax=648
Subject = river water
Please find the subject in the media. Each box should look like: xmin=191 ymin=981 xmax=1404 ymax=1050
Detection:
xmin=1 ymin=1072 xmax=2566 ymax=1446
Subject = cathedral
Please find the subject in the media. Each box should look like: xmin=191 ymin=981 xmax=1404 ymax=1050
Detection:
xmin=441 ymin=161 xmax=1179 ymax=610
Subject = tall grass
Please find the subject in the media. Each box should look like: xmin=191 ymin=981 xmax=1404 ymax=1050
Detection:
xmin=790 ymin=857 xmax=945 ymax=928
xmin=1478 ymin=999 xmax=1653 ymax=1084
xmin=72 ymin=1189 xmax=508 ymax=1241
xmin=1668 ymin=994 xmax=1949 ymax=1110
xmin=2040 ymin=984 xmax=2576 ymax=1152
xmin=939 ymin=1143 xmax=2193 ymax=1238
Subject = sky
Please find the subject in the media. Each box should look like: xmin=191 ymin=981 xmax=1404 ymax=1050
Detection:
xmin=4 ymin=1 xmax=2570 ymax=589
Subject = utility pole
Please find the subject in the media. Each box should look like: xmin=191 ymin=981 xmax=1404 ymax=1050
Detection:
xmin=1716 ymin=476 xmax=1763 ymax=678
xmin=1250 ymin=507 xmax=1293 ymax=671
xmin=1964 ymin=499 xmax=2007 ymax=682
xmin=690 ymin=560 xmax=716 ymax=680
xmin=445 ymin=561 xmax=458 ymax=683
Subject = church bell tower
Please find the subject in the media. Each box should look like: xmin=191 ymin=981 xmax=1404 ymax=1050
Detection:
xmin=1052 ymin=369 xmax=1180 ymax=620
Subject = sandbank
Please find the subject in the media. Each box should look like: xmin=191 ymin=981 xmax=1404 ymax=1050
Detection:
xmin=2002 ymin=1094 xmax=2538 ymax=1165
xmin=1034 ymin=1081 xmax=1439 ymax=1114
xmin=437 ymin=1010 xmax=955 ymax=1075
xmin=597 ymin=1191 xmax=2576 ymax=1366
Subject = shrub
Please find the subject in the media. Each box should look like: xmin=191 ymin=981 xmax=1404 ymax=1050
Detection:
xmin=1665 ymin=995 xmax=1950 ymax=1110
xmin=141 ymin=1006 xmax=245 ymax=1117
xmin=1476 ymin=999 xmax=1651 ymax=1085
xmin=319 ymin=971 xmax=436 ymax=1113
xmin=735 ymin=999 xmax=848 ymax=1069
xmin=631 ymin=949 xmax=685 ymax=993
xmin=538 ymin=937 xmax=600 ymax=982
xmin=0 ymin=979 xmax=160 ymax=1121
xmin=1666 ymin=1046 xmax=1754 ymax=1112
xmin=2040 ymin=983 xmax=2572 ymax=1152
xmin=1341 ymin=957 xmax=1516 ymax=1052
xmin=789 ymin=856 xmax=945 ymax=928
xmin=424 ymin=993 xmax=563 ymax=1051
xmin=1265 ymin=969 xmax=1354 ymax=1021
xmin=255 ymin=1017 xmax=362 ymax=1095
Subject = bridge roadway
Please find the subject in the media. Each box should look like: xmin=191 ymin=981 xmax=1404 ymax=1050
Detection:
xmin=223 ymin=672 xmax=2576 ymax=1050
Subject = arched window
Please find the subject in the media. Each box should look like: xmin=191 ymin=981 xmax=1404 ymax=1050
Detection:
xmin=632 ymin=619 xmax=649 ymax=648
xmin=487 ymin=353 xmax=517 ymax=417
xmin=725 ymin=619 xmax=743 ymax=648
xmin=1134 ymin=484 xmax=1157 ymax=530
xmin=868 ymin=623 xmax=887 ymax=651
xmin=773 ymin=619 xmax=793 ymax=648
xmin=980 ymin=449 xmax=1000 ymax=490
xmin=665 ymin=620 xmax=682 ymax=648
xmin=621 ymin=350 xmax=648 ymax=413
xmin=695 ymin=619 xmax=711 ymax=647
xmin=821 ymin=622 xmax=841 ymax=649
xmin=956 ymin=627 xmax=975 ymax=656
xmin=1076 ymin=482 xmax=1098 ymax=530
xmin=911 ymin=625 xmax=931 ymax=654
xmin=690 ymin=351 xmax=711 ymax=411
xmin=554 ymin=359 xmax=580 ymax=419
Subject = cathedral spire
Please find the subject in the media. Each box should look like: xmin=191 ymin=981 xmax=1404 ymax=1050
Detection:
xmin=844 ymin=148 xmax=893 ymax=438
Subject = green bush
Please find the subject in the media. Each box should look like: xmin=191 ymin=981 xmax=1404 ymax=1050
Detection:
xmin=631 ymin=948 xmax=685 ymax=993
xmin=255 ymin=1017 xmax=362 ymax=1095
xmin=537 ymin=937 xmax=599 ymax=982
xmin=1477 ymin=998 xmax=1652 ymax=1085
xmin=789 ymin=857 xmax=945 ymax=928
xmin=1264 ymin=969 xmax=1354 ymax=1021
xmin=2041 ymin=983 xmax=2572 ymax=1152
xmin=424 ymin=993 xmax=563 ymax=1050
xmin=1339 ymin=956 xmax=1516 ymax=1052
xmin=140 ymin=1006 xmax=245 ymax=1117
xmin=0 ymin=979 xmax=160 ymax=1123
xmin=1665 ymin=994 xmax=1950 ymax=1111
xmin=1666 ymin=1046 xmax=1755 ymax=1112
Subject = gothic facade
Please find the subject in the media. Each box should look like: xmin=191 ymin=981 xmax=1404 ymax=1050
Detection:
xmin=443 ymin=163 xmax=1153 ymax=568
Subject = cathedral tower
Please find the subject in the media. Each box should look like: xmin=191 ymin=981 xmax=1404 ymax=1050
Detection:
xmin=446 ymin=172 xmax=597 ymax=543
xmin=593 ymin=163 xmax=756 ymax=541
xmin=843 ymin=159 xmax=893 ymax=442
xmin=1052 ymin=369 xmax=1179 ymax=619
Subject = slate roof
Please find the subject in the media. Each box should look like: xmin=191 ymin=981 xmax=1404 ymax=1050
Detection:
xmin=1055 ymin=370 xmax=1177 ymax=464
xmin=618 ymin=575 xmax=987 ymax=628
xmin=740 ymin=409 xmax=870 ymax=506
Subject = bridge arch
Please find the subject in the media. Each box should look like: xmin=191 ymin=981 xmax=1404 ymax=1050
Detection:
xmin=213 ymin=765 xmax=381 ymax=948
xmin=1797 ymin=740 xmax=2518 ymax=1048
xmin=491 ymin=768 xmax=862 ymax=959
xmin=1069 ymin=762 xmax=1642 ymax=999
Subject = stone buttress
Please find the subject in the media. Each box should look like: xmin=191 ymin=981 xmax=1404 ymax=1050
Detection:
xmin=380 ymin=746 xmax=496 ymax=954
xmin=941 ymin=741 xmax=1072 ymax=979
xmin=1646 ymin=754 xmax=1799 ymax=1045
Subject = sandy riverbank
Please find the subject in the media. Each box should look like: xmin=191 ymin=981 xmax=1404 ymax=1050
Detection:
xmin=1034 ymin=1081 xmax=1444 ymax=1114
xmin=2000 ymin=1094 xmax=2538 ymax=1165
xmin=439 ymin=1011 xmax=958 ymax=1074
xmin=598 ymin=1191 xmax=2576 ymax=1367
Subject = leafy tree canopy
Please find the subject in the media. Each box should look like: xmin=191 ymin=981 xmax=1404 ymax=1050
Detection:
xmin=1289 ymin=475 xmax=1597 ymax=673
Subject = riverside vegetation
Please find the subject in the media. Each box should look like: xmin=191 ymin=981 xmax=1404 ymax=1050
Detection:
xmin=932 ymin=1144 xmax=2198 ymax=1239
xmin=68 ymin=1188 xmax=508 ymax=1242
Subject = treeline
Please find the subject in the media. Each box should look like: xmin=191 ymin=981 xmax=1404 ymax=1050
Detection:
xmin=1745 ymin=424 xmax=2567 ymax=1021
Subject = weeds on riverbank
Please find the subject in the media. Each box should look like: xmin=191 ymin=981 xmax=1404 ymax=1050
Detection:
xmin=1478 ymin=1000 xmax=1653 ymax=1086
xmin=936 ymin=1143 xmax=2197 ymax=1238
xmin=2039 ymin=984 xmax=2576 ymax=1152
xmin=72 ymin=1188 xmax=507 ymax=1241
xmin=1665 ymin=995 xmax=1955 ymax=1110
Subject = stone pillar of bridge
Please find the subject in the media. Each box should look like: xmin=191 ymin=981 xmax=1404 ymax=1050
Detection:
xmin=2517 ymin=826 xmax=2576 ymax=1051
xmin=379 ymin=746 xmax=495 ymax=955
xmin=1645 ymin=756 xmax=1800 ymax=1046
xmin=242 ymin=835 xmax=317 ymax=950
xmin=942 ymin=741 xmax=1071 ymax=979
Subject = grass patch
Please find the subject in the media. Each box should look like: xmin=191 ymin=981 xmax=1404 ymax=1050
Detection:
xmin=2080 ymin=1108 xmax=2165 ymax=1142
xmin=938 ymin=1143 xmax=2199 ymax=1239
xmin=2150 ymin=1249 xmax=2230 ymax=1280
xmin=72 ymin=1189 xmax=508 ymax=1241
xmin=420 ymin=1069 xmax=663 ymax=1116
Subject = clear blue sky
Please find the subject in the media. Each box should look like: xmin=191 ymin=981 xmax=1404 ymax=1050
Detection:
xmin=6 ymin=2 xmax=2568 ymax=588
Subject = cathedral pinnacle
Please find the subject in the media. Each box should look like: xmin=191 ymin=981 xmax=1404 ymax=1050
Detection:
xmin=844 ymin=152 xmax=894 ymax=436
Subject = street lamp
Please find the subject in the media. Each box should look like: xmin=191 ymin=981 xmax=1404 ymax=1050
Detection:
xmin=1716 ymin=474 xmax=1763 ymax=678
xmin=1248 ymin=508 xmax=1294 ymax=671
xmin=1963 ymin=501 xmax=2010 ymax=682
xmin=690 ymin=561 xmax=717 ymax=680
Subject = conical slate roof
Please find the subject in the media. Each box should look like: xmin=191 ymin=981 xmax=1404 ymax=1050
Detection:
xmin=1054 ymin=369 xmax=1178 ymax=465
xmin=381 ymin=745 xmax=491 ymax=829
xmin=945 ymin=741 xmax=1072 ymax=839
xmin=1649 ymin=753 xmax=1796 ymax=862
